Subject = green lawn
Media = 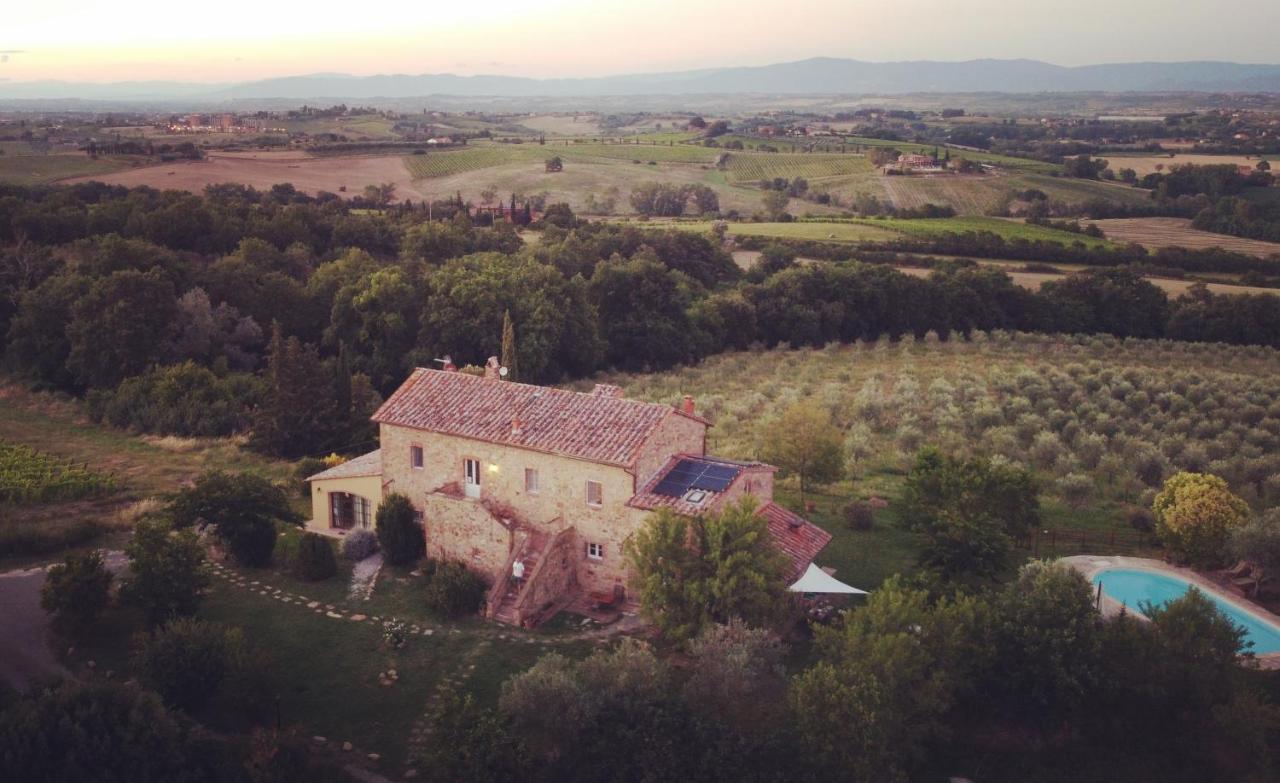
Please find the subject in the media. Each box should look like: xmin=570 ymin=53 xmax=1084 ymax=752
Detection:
xmin=653 ymin=216 xmax=1112 ymax=248
xmin=859 ymin=216 xmax=1113 ymax=247
xmin=0 ymin=153 xmax=135 ymax=185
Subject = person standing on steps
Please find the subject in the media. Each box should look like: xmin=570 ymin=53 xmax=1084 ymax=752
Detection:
xmin=511 ymin=558 xmax=525 ymax=587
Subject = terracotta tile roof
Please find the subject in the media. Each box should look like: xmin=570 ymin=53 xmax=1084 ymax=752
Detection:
xmin=760 ymin=502 xmax=833 ymax=581
xmin=306 ymin=449 xmax=382 ymax=482
xmin=372 ymin=369 xmax=692 ymax=468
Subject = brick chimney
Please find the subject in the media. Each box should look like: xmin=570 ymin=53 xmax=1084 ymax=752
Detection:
xmin=484 ymin=356 xmax=501 ymax=380
xmin=680 ymin=395 xmax=695 ymax=416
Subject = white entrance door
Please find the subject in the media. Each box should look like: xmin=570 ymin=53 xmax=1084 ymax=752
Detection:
xmin=464 ymin=458 xmax=481 ymax=499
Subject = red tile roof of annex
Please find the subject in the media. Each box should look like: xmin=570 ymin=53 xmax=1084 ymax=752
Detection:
xmin=760 ymin=502 xmax=834 ymax=581
xmin=372 ymin=369 xmax=706 ymax=469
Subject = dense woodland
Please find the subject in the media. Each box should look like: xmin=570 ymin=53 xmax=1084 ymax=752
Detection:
xmin=2 ymin=181 xmax=1280 ymax=458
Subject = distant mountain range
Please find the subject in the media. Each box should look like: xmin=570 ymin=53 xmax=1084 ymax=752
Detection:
xmin=5 ymin=58 xmax=1280 ymax=102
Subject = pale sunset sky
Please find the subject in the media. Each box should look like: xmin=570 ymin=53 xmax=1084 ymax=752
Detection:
xmin=4 ymin=0 xmax=1278 ymax=83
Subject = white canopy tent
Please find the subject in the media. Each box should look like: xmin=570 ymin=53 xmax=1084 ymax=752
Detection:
xmin=788 ymin=563 xmax=867 ymax=595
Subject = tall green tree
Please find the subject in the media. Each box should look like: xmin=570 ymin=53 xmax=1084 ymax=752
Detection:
xmin=899 ymin=447 xmax=1041 ymax=587
xmin=589 ymin=254 xmax=696 ymax=371
xmin=791 ymin=578 xmax=989 ymax=783
xmin=500 ymin=309 xmax=519 ymax=382
xmin=66 ymin=268 xmax=178 ymax=388
xmin=757 ymin=401 xmax=844 ymax=504
xmin=123 ymin=518 xmax=209 ymax=626
xmin=626 ymin=499 xmax=789 ymax=641
xmin=41 ymin=550 xmax=113 ymax=637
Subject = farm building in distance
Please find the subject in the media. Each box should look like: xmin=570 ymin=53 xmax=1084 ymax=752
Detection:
xmin=306 ymin=363 xmax=834 ymax=627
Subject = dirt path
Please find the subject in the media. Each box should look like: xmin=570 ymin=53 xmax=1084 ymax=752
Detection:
xmin=0 ymin=551 xmax=126 ymax=690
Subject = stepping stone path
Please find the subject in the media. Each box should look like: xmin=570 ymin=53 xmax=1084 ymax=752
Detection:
xmin=349 ymin=552 xmax=384 ymax=601
xmin=205 ymin=552 xmax=633 ymax=777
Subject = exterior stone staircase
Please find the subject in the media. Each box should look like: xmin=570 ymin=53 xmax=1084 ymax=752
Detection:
xmin=489 ymin=529 xmax=548 ymax=625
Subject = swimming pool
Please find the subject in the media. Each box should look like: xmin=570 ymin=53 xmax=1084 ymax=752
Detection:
xmin=1091 ymin=568 xmax=1280 ymax=655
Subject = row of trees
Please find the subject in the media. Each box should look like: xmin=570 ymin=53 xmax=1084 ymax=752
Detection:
xmin=5 ymin=182 xmax=1280 ymax=458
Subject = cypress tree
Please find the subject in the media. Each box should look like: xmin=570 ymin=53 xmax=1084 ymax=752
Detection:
xmin=501 ymin=310 xmax=519 ymax=382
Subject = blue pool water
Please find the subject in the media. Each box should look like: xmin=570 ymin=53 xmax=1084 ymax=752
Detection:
xmin=1092 ymin=568 xmax=1280 ymax=654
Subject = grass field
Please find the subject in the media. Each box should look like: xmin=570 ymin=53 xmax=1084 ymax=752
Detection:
xmin=669 ymin=216 xmax=1112 ymax=247
xmin=870 ymin=216 xmax=1112 ymax=247
xmin=1104 ymin=153 xmax=1280 ymax=177
xmin=552 ymin=141 xmax=720 ymax=164
xmin=879 ymin=171 xmax=1153 ymax=215
xmin=71 ymin=544 xmax=602 ymax=774
xmin=898 ymin=265 xmax=1280 ymax=297
xmin=0 ymin=382 xmax=291 ymax=562
xmin=1092 ymin=217 xmax=1280 ymax=257
xmin=62 ymin=152 xmax=428 ymax=201
xmin=0 ymin=152 xmax=135 ymax=186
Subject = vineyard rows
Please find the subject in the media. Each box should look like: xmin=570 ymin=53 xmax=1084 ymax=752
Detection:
xmin=724 ymin=153 xmax=876 ymax=183
xmin=0 ymin=441 xmax=116 ymax=504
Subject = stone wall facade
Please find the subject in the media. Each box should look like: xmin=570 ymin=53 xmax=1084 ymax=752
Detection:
xmin=380 ymin=422 xmax=675 ymax=595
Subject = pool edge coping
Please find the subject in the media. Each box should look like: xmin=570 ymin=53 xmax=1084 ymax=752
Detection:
xmin=1060 ymin=554 xmax=1280 ymax=670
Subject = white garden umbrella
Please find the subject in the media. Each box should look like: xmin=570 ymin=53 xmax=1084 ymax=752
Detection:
xmin=788 ymin=563 xmax=867 ymax=595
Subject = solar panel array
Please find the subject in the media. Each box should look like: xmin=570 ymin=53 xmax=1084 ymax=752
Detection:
xmin=653 ymin=459 xmax=741 ymax=497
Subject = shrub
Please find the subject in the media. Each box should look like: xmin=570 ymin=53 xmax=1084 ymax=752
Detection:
xmin=123 ymin=518 xmax=209 ymax=627
xmin=0 ymin=681 xmax=228 ymax=782
xmin=342 ymin=528 xmax=379 ymax=561
xmin=376 ymin=492 xmax=423 ymax=566
xmin=423 ymin=560 xmax=487 ymax=620
xmin=134 ymin=618 xmax=246 ymax=712
xmin=1124 ymin=504 xmax=1156 ymax=534
xmin=842 ymin=500 xmax=876 ymax=531
xmin=87 ymin=362 xmax=259 ymax=437
xmin=292 ymin=532 xmax=337 ymax=582
xmin=40 ymin=550 xmax=113 ymax=637
xmin=168 ymin=472 xmax=301 ymax=567
xmin=1153 ymin=472 xmax=1250 ymax=567
xmin=294 ymin=457 xmax=327 ymax=498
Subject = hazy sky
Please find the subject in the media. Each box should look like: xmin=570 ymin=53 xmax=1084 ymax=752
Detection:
xmin=4 ymin=0 xmax=1279 ymax=83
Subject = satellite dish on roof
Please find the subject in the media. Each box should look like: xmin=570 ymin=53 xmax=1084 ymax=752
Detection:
xmin=499 ymin=366 xmax=509 ymax=377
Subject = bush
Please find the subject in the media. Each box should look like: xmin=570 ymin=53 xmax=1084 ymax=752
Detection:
xmin=342 ymin=528 xmax=379 ymax=561
xmin=1153 ymin=472 xmax=1250 ymax=567
xmin=123 ymin=518 xmax=209 ymax=627
xmin=0 ymin=681 xmax=230 ymax=782
xmin=376 ymin=492 xmax=423 ymax=567
xmin=294 ymin=457 xmax=327 ymax=498
xmin=292 ymin=532 xmax=337 ymax=581
xmin=423 ymin=560 xmax=487 ymax=620
xmin=1125 ymin=504 xmax=1156 ymax=533
xmin=40 ymin=550 xmax=113 ymax=637
xmin=843 ymin=500 xmax=876 ymax=531
xmin=134 ymin=618 xmax=246 ymax=712
xmin=168 ymin=472 xmax=301 ymax=568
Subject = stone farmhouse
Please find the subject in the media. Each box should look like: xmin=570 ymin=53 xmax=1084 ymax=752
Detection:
xmin=307 ymin=363 xmax=832 ymax=627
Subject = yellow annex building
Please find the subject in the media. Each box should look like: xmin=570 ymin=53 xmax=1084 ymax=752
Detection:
xmin=307 ymin=362 xmax=831 ymax=627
